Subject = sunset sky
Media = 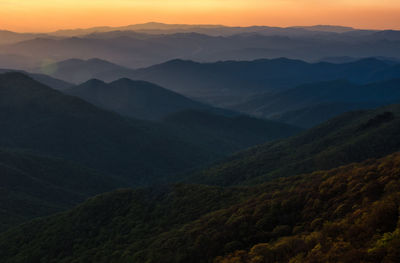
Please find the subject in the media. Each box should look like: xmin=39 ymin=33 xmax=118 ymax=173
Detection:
xmin=1 ymin=0 xmax=400 ymax=32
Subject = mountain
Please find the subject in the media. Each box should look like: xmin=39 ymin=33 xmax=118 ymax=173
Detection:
xmin=50 ymin=22 xmax=223 ymax=37
xmin=0 ymin=148 xmax=118 ymax=232
xmin=0 ymin=72 xmax=299 ymax=232
xmin=93 ymin=58 xmax=400 ymax=106
xmin=1 ymin=152 xmax=399 ymax=262
xmin=289 ymin=25 xmax=355 ymax=33
xmin=0 ymin=72 xmax=299 ymax=182
xmin=49 ymin=23 xmax=359 ymax=37
xmin=65 ymin=78 xmax=213 ymax=120
xmin=233 ymin=78 xmax=400 ymax=127
xmin=162 ymin=110 xmax=301 ymax=153
xmin=194 ymin=103 xmax=400 ymax=186
xmin=269 ymin=102 xmax=374 ymax=128
xmin=0 ymin=72 xmax=223 ymax=187
xmin=42 ymin=58 xmax=128 ymax=84
xmin=0 ymin=54 xmax=38 ymax=70
xmin=17 ymin=56 xmax=400 ymax=108
xmin=3 ymin=29 xmax=400 ymax=71
xmin=318 ymin=56 xmax=400 ymax=64
xmin=0 ymin=30 xmax=51 ymax=45
xmin=0 ymin=68 xmax=72 ymax=90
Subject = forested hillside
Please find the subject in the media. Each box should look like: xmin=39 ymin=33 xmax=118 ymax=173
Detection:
xmin=1 ymin=152 xmax=399 ymax=262
xmin=0 ymin=148 xmax=117 ymax=232
xmin=233 ymin=78 xmax=400 ymax=127
xmin=194 ymin=104 xmax=400 ymax=186
xmin=0 ymin=72 xmax=216 ymax=186
xmin=0 ymin=72 xmax=300 ymax=231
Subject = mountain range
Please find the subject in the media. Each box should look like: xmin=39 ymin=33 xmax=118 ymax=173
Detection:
xmin=40 ymin=57 xmax=400 ymax=107
xmin=1 ymin=120 xmax=399 ymax=262
xmin=0 ymin=72 xmax=299 ymax=230
xmin=64 ymin=78 xmax=213 ymax=120
xmin=0 ymin=68 xmax=72 ymax=90
xmin=194 ymin=104 xmax=400 ymax=186
xmin=2 ymin=22 xmax=400 ymax=263
xmin=0 ymin=72 xmax=298 ymax=183
xmin=18 ymin=57 xmax=400 ymax=128
xmin=233 ymin=78 xmax=400 ymax=127
xmin=1 ymin=23 xmax=400 ymax=70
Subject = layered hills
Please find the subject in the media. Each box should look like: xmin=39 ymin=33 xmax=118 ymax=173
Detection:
xmin=0 ymin=72 xmax=299 ymax=230
xmin=43 ymin=57 xmax=400 ymax=107
xmin=195 ymin=104 xmax=400 ymax=186
xmin=0 ymin=72 xmax=298 ymax=185
xmin=2 ymin=24 xmax=400 ymax=69
xmin=233 ymin=78 xmax=400 ymax=127
xmin=1 ymin=150 xmax=398 ymax=262
xmin=65 ymin=78 xmax=212 ymax=120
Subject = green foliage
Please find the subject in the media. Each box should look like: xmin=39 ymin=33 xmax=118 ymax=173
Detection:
xmin=2 ymin=153 xmax=400 ymax=262
xmin=0 ymin=184 xmax=251 ymax=262
xmin=0 ymin=148 xmax=117 ymax=232
xmin=194 ymin=104 xmax=400 ymax=186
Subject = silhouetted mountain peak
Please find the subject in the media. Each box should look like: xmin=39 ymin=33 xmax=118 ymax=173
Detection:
xmin=79 ymin=78 xmax=109 ymax=87
xmin=0 ymin=72 xmax=50 ymax=93
xmin=57 ymin=58 xmax=86 ymax=66
xmin=163 ymin=59 xmax=199 ymax=66
xmin=0 ymin=71 xmax=33 ymax=81
xmin=109 ymin=78 xmax=149 ymax=86
xmin=87 ymin=58 xmax=113 ymax=64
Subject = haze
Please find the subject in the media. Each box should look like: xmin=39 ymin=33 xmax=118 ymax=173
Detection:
xmin=1 ymin=0 xmax=400 ymax=32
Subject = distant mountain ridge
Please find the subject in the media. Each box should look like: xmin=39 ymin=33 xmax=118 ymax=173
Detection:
xmin=233 ymin=78 xmax=400 ymax=127
xmin=65 ymin=78 xmax=213 ymax=120
xmin=2 ymin=27 xmax=400 ymax=69
xmin=42 ymin=58 xmax=128 ymax=84
xmin=0 ymin=72 xmax=221 ymax=186
xmin=0 ymin=68 xmax=72 ymax=90
xmin=92 ymin=57 xmax=400 ymax=106
xmin=34 ymin=57 xmax=400 ymax=108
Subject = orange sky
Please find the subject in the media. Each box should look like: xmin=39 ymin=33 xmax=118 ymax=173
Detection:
xmin=1 ymin=0 xmax=400 ymax=32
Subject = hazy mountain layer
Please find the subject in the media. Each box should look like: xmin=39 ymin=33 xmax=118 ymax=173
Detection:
xmin=0 ymin=72 xmax=300 ymax=232
xmin=1 ymin=27 xmax=400 ymax=70
xmin=65 ymin=78 xmax=212 ymax=120
xmin=233 ymin=78 xmax=400 ymax=127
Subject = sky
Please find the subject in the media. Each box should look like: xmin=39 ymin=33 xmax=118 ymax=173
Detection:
xmin=1 ymin=0 xmax=400 ymax=32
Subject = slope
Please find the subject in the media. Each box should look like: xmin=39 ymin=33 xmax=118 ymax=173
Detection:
xmin=233 ymin=78 xmax=400 ymax=127
xmin=1 ymin=152 xmax=399 ymax=262
xmin=42 ymin=58 xmax=128 ymax=84
xmin=163 ymin=110 xmax=301 ymax=153
xmin=95 ymin=58 xmax=400 ymax=106
xmin=65 ymin=78 xmax=212 ymax=120
xmin=0 ymin=68 xmax=72 ymax=90
xmin=0 ymin=72 xmax=220 ymax=186
xmin=0 ymin=148 xmax=117 ymax=232
xmin=195 ymin=103 xmax=400 ymax=186
xmin=0 ymin=72 xmax=299 ymax=187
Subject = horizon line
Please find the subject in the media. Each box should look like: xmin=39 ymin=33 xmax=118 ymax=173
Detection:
xmin=2 ymin=21 xmax=394 ymax=34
